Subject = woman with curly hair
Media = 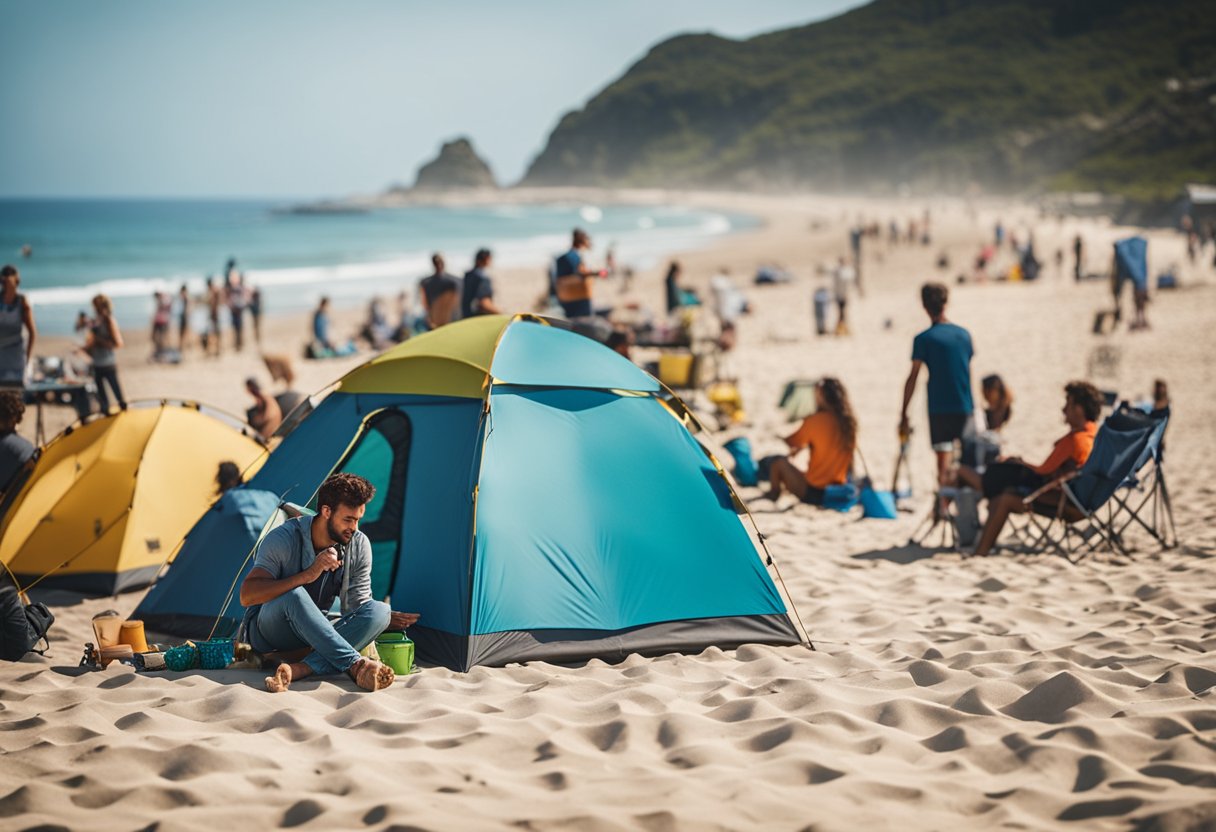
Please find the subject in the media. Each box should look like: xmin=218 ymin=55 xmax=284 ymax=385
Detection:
xmin=765 ymin=377 xmax=858 ymax=505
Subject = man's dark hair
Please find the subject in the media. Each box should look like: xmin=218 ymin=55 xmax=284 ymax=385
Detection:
xmin=0 ymin=389 xmax=24 ymax=428
xmin=216 ymin=460 xmax=243 ymax=492
xmin=1065 ymin=381 xmax=1103 ymax=422
xmin=432 ymin=253 xmax=444 ymax=269
xmin=921 ymin=282 xmax=948 ymax=317
xmin=475 ymin=248 xmax=491 ymax=266
xmin=316 ymin=472 xmax=375 ymax=513
xmin=0 ymin=265 xmax=17 ymax=279
xmin=572 ymin=228 xmax=589 ymax=246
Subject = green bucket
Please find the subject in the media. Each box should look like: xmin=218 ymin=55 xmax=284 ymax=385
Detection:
xmin=375 ymin=634 xmax=414 ymax=675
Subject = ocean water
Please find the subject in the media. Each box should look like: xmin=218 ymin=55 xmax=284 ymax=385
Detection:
xmin=0 ymin=199 xmax=757 ymax=335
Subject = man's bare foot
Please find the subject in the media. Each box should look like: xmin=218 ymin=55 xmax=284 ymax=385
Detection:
xmin=265 ymin=661 xmax=312 ymax=693
xmin=348 ymin=657 xmax=394 ymax=691
xmin=265 ymin=663 xmax=293 ymax=693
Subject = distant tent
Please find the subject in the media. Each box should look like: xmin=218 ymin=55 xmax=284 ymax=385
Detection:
xmin=0 ymin=402 xmax=267 ymax=594
xmin=136 ymin=315 xmax=803 ymax=669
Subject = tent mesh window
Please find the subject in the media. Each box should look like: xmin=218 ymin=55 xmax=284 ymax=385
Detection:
xmin=308 ymin=409 xmax=412 ymax=601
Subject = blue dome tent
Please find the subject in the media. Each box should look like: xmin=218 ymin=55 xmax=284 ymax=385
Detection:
xmin=135 ymin=316 xmax=805 ymax=670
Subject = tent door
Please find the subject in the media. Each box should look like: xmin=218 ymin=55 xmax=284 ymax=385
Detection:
xmin=309 ymin=409 xmax=412 ymax=601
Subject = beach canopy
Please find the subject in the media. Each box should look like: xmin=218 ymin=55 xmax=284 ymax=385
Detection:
xmin=1113 ymin=236 xmax=1148 ymax=290
xmin=0 ymin=402 xmax=267 ymax=595
xmin=136 ymin=315 xmax=802 ymax=669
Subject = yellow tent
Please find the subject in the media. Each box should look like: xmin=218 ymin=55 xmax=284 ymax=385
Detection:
xmin=0 ymin=402 xmax=267 ymax=594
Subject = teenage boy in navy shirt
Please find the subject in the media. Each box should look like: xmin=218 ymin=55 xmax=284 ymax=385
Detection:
xmin=899 ymin=282 xmax=974 ymax=493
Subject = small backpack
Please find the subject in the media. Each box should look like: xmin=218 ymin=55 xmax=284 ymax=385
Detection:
xmin=0 ymin=572 xmax=54 ymax=661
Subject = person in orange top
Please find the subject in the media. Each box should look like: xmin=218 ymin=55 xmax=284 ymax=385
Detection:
xmin=765 ymin=377 xmax=857 ymax=505
xmin=972 ymin=381 xmax=1103 ymax=556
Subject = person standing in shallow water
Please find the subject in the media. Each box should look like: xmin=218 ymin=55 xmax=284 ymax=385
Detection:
xmin=0 ymin=265 xmax=36 ymax=388
xmin=239 ymin=473 xmax=420 ymax=693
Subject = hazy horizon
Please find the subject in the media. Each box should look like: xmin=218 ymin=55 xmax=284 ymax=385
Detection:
xmin=3 ymin=1 xmax=865 ymax=200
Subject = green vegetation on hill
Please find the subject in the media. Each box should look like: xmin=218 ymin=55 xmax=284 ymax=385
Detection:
xmin=521 ymin=0 xmax=1216 ymax=200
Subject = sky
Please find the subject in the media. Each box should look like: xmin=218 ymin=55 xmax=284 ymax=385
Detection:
xmin=1 ymin=1 xmax=865 ymax=198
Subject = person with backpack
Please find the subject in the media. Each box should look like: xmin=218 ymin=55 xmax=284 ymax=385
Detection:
xmin=0 ymin=567 xmax=53 ymax=662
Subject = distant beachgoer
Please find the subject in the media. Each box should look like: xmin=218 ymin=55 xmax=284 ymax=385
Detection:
xmin=813 ymin=283 xmax=832 ymax=336
xmin=151 ymin=291 xmax=172 ymax=358
xmin=461 ymin=249 xmax=499 ymax=318
xmin=313 ymin=297 xmax=336 ymax=352
xmin=899 ymin=283 xmax=974 ymax=494
xmin=206 ymin=276 xmax=223 ymax=356
xmin=239 ymin=472 xmax=417 ymax=693
xmin=0 ymin=390 xmax=34 ymax=496
xmin=245 ymin=377 xmax=282 ymax=440
xmin=765 ymin=377 xmax=857 ymax=505
xmin=994 ymin=221 xmax=1005 ymax=247
xmin=226 ymin=268 xmax=249 ymax=351
xmin=177 ymin=284 xmax=192 ymax=352
xmin=87 ymin=294 xmax=126 ymax=412
xmin=1073 ymin=235 xmax=1084 ymax=282
xmin=19 ymin=244 xmax=32 ymax=259
xmin=832 ymin=256 xmax=855 ymax=335
xmin=0 ymin=265 xmax=36 ymax=388
xmin=216 ymin=460 xmax=244 ymax=494
xmin=393 ymin=291 xmax=414 ymax=341
xmin=606 ymin=329 xmax=631 ymax=360
xmin=665 ymin=261 xmax=683 ymax=315
xmin=362 ymin=296 xmax=392 ymax=350
xmin=981 ymin=374 xmax=1013 ymax=432
xmin=419 ymin=254 xmax=461 ymax=329
xmin=972 ymin=382 xmax=1102 ymax=556
xmin=553 ymin=229 xmax=598 ymax=318
xmin=250 ymin=287 xmax=263 ymax=346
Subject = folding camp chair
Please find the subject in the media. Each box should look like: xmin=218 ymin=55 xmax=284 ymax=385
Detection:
xmin=1102 ymin=408 xmax=1177 ymax=550
xmin=1002 ymin=409 xmax=1172 ymax=561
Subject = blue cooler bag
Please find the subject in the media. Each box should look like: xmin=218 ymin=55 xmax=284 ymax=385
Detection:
xmin=722 ymin=437 xmax=759 ymax=487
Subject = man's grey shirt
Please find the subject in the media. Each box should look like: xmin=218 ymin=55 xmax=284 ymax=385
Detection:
xmin=246 ymin=515 xmax=373 ymax=615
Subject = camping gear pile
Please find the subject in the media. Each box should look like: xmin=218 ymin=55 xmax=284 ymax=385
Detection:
xmin=81 ymin=609 xmax=244 ymax=672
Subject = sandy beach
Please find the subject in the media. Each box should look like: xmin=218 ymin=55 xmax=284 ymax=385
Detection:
xmin=3 ymin=191 xmax=1215 ymax=831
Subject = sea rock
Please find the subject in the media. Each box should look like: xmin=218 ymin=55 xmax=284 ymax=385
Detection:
xmin=413 ymin=138 xmax=497 ymax=191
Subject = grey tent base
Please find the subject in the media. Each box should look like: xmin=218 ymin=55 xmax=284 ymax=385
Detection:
xmin=14 ymin=565 xmax=161 ymax=597
xmin=412 ymin=613 xmax=803 ymax=672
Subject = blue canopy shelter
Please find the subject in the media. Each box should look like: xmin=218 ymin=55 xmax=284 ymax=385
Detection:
xmin=135 ymin=316 xmax=804 ymax=670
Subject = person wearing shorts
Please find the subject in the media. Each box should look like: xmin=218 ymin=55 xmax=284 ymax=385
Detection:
xmin=899 ymin=282 xmax=974 ymax=491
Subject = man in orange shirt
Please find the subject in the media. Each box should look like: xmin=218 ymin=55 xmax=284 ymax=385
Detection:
xmin=764 ymin=378 xmax=857 ymax=505
xmin=972 ymin=381 xmax=1103 ymax=556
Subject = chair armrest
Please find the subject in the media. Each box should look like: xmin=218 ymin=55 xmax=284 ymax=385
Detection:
xmin=1021 ymin=470 xmax=1079 ymax=505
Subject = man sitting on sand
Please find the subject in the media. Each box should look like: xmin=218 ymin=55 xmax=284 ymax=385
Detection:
xmin=971 ymin=381 xmax=1102 ymax=557
xmin=239 ymin=473 xmax=419 ymax=692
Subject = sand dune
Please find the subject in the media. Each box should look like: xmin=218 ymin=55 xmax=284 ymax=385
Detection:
xmin=3 ymin=193 xmax=1215 ymax=830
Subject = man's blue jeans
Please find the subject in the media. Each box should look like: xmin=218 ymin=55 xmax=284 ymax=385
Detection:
xmin=251 ymin=588 xmax=390 ymax=676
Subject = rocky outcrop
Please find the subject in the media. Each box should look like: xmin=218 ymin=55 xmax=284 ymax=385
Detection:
xmin=413 ymin=138 xmax=498 ymax=191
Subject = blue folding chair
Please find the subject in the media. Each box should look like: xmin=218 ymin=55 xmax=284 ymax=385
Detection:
xmin=1010 ymin=409 xmax=1172 ymax=561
